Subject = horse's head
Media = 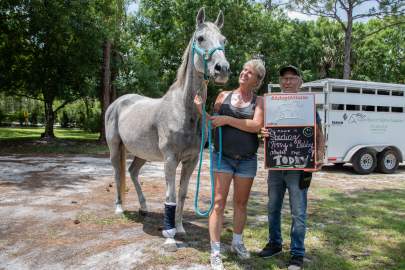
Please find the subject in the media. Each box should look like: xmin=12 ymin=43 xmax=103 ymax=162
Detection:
xmin=192 ymin=8 xmax=230 ymax=84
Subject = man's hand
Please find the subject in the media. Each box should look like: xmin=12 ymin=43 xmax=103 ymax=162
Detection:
xmin=260 ymin=127 xmax=269 ymax=138
xmin=314 ymin=162 xmax=323 ymax=171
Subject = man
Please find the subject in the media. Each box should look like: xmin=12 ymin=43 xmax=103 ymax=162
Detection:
xmin=258 ymin=65 xmax=324 ymax=270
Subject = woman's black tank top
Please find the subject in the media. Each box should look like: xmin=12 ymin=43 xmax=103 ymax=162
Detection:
xmin=214 ymin=91 xmax=259 ymax=159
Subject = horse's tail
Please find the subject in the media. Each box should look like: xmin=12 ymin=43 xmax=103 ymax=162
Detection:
xmin=119 ymin=142 xmax=127 ymax=202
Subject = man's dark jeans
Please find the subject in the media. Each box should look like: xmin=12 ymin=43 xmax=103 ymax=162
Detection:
xmin=267 ymin=170 xmax=308 ymax=257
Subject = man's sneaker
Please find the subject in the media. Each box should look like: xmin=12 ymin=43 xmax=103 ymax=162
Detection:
xmin=258 ymin=242 xmax=282 ymax=258
xmin=288 ymin=255 xmax=304 ymax=270
xmin=231 ymin=242 xmax=250 ymax=259
xmin=210 ymin=253 xmax=224 ymax=270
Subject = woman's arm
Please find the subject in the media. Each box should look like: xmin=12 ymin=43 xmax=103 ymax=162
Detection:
xmin=210 ymin=96 xmax=264 ymax=133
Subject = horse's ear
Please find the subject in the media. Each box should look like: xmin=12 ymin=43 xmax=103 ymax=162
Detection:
xmin=196 ymin=7 xmax=205 ymax=27
xmin=215 ymin=10 xmax=224 ymax=29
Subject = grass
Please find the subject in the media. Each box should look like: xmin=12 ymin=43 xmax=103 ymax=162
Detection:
xmin=0 ymin=127 xmax=108 ymax=155
xmin=131 ymin=184 xmax=404 ymax=269
xmin=227 ymin=186 xmax=405 ymax=270
xmin=0 ymin=127 xmax=99 ymax=140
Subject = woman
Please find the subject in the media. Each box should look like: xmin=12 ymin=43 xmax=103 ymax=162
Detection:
xmin=197 ymin=59 xmax=265 ymax=270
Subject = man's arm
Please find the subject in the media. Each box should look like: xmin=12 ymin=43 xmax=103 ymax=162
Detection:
xmin=315 ymin=113 xmax=325 ymax=168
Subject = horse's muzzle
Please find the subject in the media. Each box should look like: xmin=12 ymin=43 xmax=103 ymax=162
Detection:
xmin=213 ymin=61 xmax=230 ymax=84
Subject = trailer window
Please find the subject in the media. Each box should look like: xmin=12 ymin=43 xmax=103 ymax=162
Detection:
xmin=332 ymin=104 xmax=345 ymax=110
xmin=347 ymin=88 xmax=360 ymax=93
xmin=377 ymin=90 xmax=390 ymax=95
xmin=391 ymin=107 xmax=404 ymax=113
xmin=301 ymin=87 xmax=310 ymax=92
xmin=316 ymin=104 xmax=324 ymax=110
xmin=377 ymin=106 xmax=389 ymax=112
xmin=346 ymin=104 xmax=360 ymax=111
xmin=392 ymin=91 xmax=404 ymax=96
xmin=311 ymin=87 xmax=323 ymax=92
xmin=362 ymin=105 xmax=375 ymax=112
xmin=332 ymin=87 xmax=345 ymax=93
xmin=363 ymin=89 xmax=375 ymax=94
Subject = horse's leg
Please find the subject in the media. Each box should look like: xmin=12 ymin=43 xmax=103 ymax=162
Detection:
xmin=176 ymin=156 xmax=198 ymax=235
xmin=128 ymin=156 xmax=147 ymax=214
xmin=162 ymin=154 xmax=180 ymax=251
xmin=110 ymin=142 xmax=127 ymax=215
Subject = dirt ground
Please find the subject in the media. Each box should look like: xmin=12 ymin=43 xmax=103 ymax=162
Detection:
xmin=1 ymin=149 xmax=404 ymax=270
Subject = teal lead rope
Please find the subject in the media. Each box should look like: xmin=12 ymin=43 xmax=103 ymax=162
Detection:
xmin=194 ymin=104 xmax=222 ymax=217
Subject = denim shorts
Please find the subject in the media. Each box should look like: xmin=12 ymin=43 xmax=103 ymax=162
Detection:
xmin=212 ymin=151 xmax=257 ymax=178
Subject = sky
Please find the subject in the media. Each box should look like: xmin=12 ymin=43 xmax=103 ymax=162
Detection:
xmin=127 ymin=1 xmax=380 ymax=22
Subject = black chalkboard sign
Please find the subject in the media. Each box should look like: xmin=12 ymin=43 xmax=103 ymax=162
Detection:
xmin=265 ymin=126 xmax=315 ymax=170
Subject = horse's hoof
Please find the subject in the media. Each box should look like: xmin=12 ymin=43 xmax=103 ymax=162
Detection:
xmin=176 ymin=225 xmax=186 ymax=235
xmin=139 ymin=209 xmax=148 ymax=217
xmin=163 ymin=238 xmax=177 ymax=252
xmin=115 ymin=205 xmax=124 ymax=215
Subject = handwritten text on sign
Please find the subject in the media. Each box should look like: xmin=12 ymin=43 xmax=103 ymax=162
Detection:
xmin=265 ymin=127 xmax=315 ymax=169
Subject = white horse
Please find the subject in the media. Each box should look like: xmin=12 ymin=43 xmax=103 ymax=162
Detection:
xmin=105 ymin=8 xmax=229 ymax=250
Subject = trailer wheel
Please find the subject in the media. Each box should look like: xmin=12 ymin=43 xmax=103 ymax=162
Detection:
xmin=352 ymin=148 xmax=376 ymax=174
xmin=377 ymin=149 xmax=399 ymax=174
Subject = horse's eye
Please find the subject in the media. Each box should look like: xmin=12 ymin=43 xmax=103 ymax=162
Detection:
xmin=223 ymin=38 xmax=227 ymax=45
xmin=197 ymin=36 xmax=204 ymax=43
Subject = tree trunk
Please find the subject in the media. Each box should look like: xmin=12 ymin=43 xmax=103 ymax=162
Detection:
xmin=110 ymin=49 xmax=119 ymax=102
xmin=343 ymin=11 xmax=353 ymax=79
xmin=42 ymin=98 xmax=55 ymax=139
xmin=99 ymin=40 xmax=112 ymax=142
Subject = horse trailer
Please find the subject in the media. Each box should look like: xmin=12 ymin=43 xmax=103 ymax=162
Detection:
xmin=268 ymin=79 xmax=405 ymax=174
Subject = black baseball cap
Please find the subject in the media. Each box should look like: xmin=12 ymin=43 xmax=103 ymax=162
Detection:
xmin=279 ymin=65 xmax=301 ymax=77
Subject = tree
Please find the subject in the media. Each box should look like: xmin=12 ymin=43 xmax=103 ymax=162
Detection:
xmin=98 ymin=0 xmax=128 ymax=142
xmin=290 ymin=0 xmax=405 ymax=79
xmin=0 ymin=0 xmax=105 ymax=138
xmin=352 ymin=17 xmax=405 ymax=83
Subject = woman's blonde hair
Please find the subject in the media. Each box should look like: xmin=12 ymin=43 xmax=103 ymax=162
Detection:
xmin=244 ymin=59 xmax=266 ymax=91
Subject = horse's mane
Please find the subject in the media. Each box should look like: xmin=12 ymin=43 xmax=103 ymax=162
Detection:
xmin=170 ymin=39 xmax=193 ymax=90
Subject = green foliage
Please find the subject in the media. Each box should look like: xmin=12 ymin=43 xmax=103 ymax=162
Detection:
xmin=60 ymin=111 xmax=70 ymax=128
xmin=352 ymin=18 xmax=405 ymax=83
xmin=83 ymin=109 xmax=101 ymax=133
xmin=17 ymin=111 xmax=25 ymax=127
xmin=55 ymin=98 xmax=101 ymax=132
xmin=29 ymin=107 xmax=42 ymax=126
xmin=0 ymin=109 xmax=5 ymax=125
xmin=0 ymin=0 xmax=404 ymax=132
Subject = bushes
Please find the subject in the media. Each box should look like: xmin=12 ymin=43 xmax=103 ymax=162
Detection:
xmin=83 ymin=110 xmax=101 ymax=132
xmin=0 ymin=109 xmax=5 ymax=126
xmin=0 ymin=96 xmax=101 ymax=131
xmin=60 ymin=111 xmax=71 ymax=128
xmin=57 ymin=99 xmax=101 ymax=132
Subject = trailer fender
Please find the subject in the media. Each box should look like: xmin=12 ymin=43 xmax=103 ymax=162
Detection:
xmin=343 ymin=145 xmax=392 ymax=163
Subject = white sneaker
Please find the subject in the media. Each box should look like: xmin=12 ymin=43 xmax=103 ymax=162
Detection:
xmin=210 ymin=253 xmax=224 ymax=270
xmin=231 ymin=242 xmax=250 ymax=259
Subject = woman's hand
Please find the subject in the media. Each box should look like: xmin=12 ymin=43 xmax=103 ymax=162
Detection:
xmin=209 ymin=115 xmax=229 ymax=127
xmin=194 ymin=95 xmax=203 ymax=115
xmin=194 ymin=94 xmax=203 ymax=107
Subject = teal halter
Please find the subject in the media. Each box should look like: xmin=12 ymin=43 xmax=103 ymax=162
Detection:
xmin=192 ymin=35 xmax=224 ymax=217
xmin=191 ymin=36 xmax=225 ymax=80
